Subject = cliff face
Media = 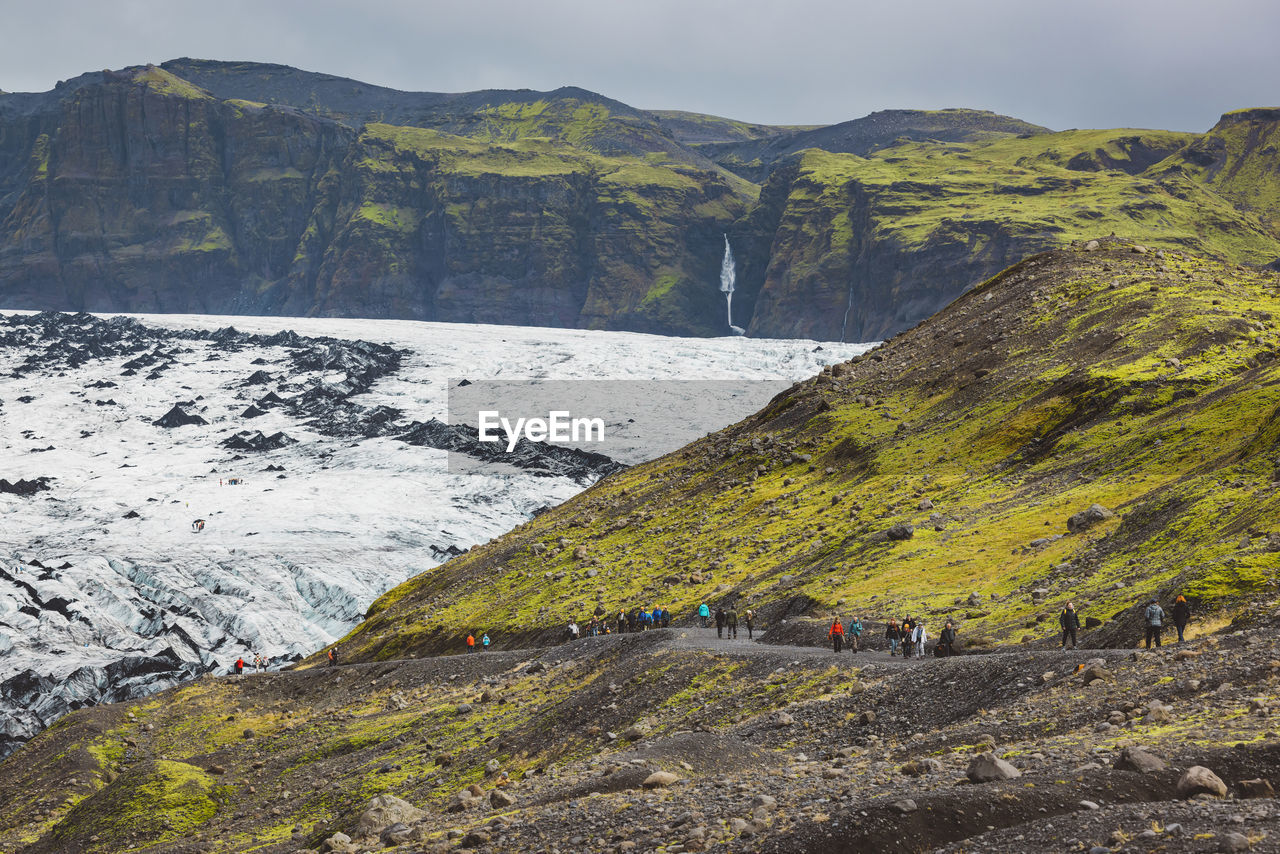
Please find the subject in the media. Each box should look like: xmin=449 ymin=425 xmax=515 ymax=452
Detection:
xmin=2 ymin=62 xmax=1280 ymax=340
xmin=0 ymin=66 xmax=753 ymax=336
xmin=0 ymin=68 xmax=353 ymax=314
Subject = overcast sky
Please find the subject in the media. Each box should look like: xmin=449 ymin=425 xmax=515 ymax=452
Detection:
xmin=3 ymin=0 xmax=1277 ymax=132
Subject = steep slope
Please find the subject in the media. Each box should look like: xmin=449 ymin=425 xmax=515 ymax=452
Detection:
xmin=646 ymin=109 xmax=819 ymax=146
xmin=1148 ymin=107 xmax=1280 ymax=234
xmin=739 ymin=130 xmax=1280 ymax=341
xmin=341 ymin=240 xmax=1280 ymax=661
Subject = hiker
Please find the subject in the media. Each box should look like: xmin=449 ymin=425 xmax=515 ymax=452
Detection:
xmin=234 ymin=657 xmax=245 ymax=676
xmin=911 ymin=620 xmax=928 ymax=659
xmin=847 ymin=617 xmax=863 ymax=653
xmin=938 ymin=621 xmax=957 ymax=656
xmin=627 ymin=609 xmax=638 ymax=633
xmin=828 ymin=617 xmax=845 ymax=653
xmin=1172 ymin=595 xmax=1191 ymax=643
xmin=466 ymin=633 xmax=476 ymax=653
xmin=253 ymin=652 xmax=264 ymax=673
xmin=725 ymin=607 xmax=737 ymax=639
xmin=617 ymin=610 xmax=627 ymax=635
xmin=662 ymin=608 xmax=671 ymax=628
xmin=744 ymin=609 xmax=755 ymax=640
xmin=901 ymin=615 xmax=916 ymax=646
xmin=715 ymin=607 xmax=727 ymax=639
xmin=885 ymin=619 xmax=903 ymax=656
xmin=698 ymin=602 xmax=711 ymax=628
xmin=652 ymin=606 xmax=662 ymax=628
xmin=1144 ymin=599 xmax=1165 ymax=649
xmin=482 ymin=633 xmax=491 ymax=650
xmin=1059 ymin=602 xmax=1081 ymax=649
xmin=191 ymin=519 xmax=205 ymax=532
xmin=567 ymin=621 xmax=579 ymax=641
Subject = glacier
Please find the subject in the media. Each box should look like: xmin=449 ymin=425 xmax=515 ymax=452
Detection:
xmin=0 ymin=310 xmax=872 ymax=754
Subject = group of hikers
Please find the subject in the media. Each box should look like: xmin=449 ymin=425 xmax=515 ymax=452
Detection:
xmin=827 ymin=615 xmax=958 ymax=658
xmin=1060 ymin=595 xmax=1192 ymax=649
xmin=231 ymin=653 xmax=269 ymax=675
xmin=699 ymin=603 xmax=756 ymax=640
xmin=434 ymin=592 xmax=1200 ymax=661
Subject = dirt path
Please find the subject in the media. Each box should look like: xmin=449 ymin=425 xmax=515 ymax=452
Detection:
xmin=661 ymin=626 xmax=913 ymax=665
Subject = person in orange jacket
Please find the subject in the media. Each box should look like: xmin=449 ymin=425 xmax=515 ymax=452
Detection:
xmin=828 ymin=617 xmax=845 ymax=653
xmin=466 ymin=632 xmax=476 ymax=653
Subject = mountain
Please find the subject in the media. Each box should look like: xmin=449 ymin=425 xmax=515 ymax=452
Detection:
xmin=2 ymin=60 xmax=1280 ymax=341
xmin=3 ymin=243 xmax=1280 ymax=853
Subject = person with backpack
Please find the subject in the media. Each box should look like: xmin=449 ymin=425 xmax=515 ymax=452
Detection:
xmin=327 ymin=647 xmax=338 ymax=667
xmin=482 ymin=633 xmax=491 ymax=650
xmin=901 ymin=616 xmax=915 ymax=646
xmin=234 ymin=657 xmax=245 ymax=676
xmin=253 ymin=653 xmax=264 ymax=673
xmin=1059 ymin=602 xmax=1081 ymax=650
xmin=1172 ymin=595 xmax=1191 ymax=643
xmin=466 ymin=633 xmax=476 ymax=653
xmin=744 ymin=609 xmax=755 ymax=640
xmin=938 ymin=621 xmax=957 ymax=656
xmin=715 ymin=607 xmax=727 ymax=639
xmin=911 ymin=621 xmax=928 ymax=659
xmin=1144 ymin=599 xmax=1166 ymax=649
xmin=698 ymin=602 xmax=711 ymax=628
xmin=567 ymin=621 xmax=579 ymax=641
xmin=727 ymin=607 xmax=739 ymax=639
xmin=652 ymin=606 xmax=663 ymax=629
xmin=846 ymin=617 xmax=863 ymax=652
xmin=885 ymin=619 xmax=903 ymax=656
xmin=618 ymin=610 xmax=627 ymax=635
xmin=640 ymin=609 xmax=653 ymax=631
xmin=828 ymin=617 xmax=845 ymax=653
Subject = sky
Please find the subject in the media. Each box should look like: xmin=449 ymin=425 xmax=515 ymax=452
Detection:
xmin=2 ymin=0 xmax=1278 ymax=132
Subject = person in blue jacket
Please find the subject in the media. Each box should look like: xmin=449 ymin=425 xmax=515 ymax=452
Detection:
xmin=481 ymin=633 xmax=491 ymax=650
xmin=698 ymin=602 xmax=710 ymax=627
xmin=847 ymin=617 xmax=864 ymax=653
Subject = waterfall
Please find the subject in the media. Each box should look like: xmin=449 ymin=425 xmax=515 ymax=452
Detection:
xmin=720 ymin=235 xmax=745 ymax=335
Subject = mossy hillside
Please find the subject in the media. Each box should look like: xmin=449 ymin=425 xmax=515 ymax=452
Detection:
xmin=744 ymin=130 xmax=1280 ymax=340
xmin=50 ymin=760 xmax=223 ymax=848
xmin=0 ymin=642 xmax=851 ymax=853
xmin=340 ymin=243 xmax=1280 ymax=661
xmin=1149 ymin=108 xmax=1280 ymax=233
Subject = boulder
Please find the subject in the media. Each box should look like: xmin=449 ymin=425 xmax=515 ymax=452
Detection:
xmin=355 ymin=794 xmax=426 ymax=838
xmin=490 ymin=789 xmax=518 ymax=808
xmin=1067 ymin=503 xmax=1115 ymax=533
xmin=380 ymin=823 xmax=418 ymax=846
xmin=891 ymin=798 xmax=918 ymax=814
xmin=900 ymin=758 xmax=943 ymax=776
xmin=1081 ymin=665 xmax=1111 ymax=685
xmin=1238 ymin=778 xmax=1275 ymax=798
xmin=1114 ymin=746 xmax=1167 ymax=774
xmin=1176 ymin=765 xmax=1227 ymax=798
xmin=642 ymin=771 xmax=679 ymax=788
xmin=885 ymin=523 xmax=915 ymax=541
xmin=319 ymin=833 xmax=356 ymax=854
xmin=967 ymin=752 xmax=1021 ymax=783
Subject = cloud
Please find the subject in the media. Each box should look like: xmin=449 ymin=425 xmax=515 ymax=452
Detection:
xmin=2 ymin=0 xmax=1277 ymax=131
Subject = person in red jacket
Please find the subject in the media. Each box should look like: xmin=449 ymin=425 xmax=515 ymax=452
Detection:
xmin=234 ymin=657 xmax=245 ymax=676
xmin=828 ymin=617 xmax=845 ymax=653
xmin=466 ymin=633 xmax=476 ymax=653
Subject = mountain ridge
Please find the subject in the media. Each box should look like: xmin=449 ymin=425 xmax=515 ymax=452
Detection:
xmin=2 ymin=60 xmax=1280 ymax=340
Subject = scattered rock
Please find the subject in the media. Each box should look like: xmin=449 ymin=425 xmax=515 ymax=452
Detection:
xmin=1238 ymin=778 xmax=1275 ymax=798
xmin=1177 ymin=765 xmax=1227 ymax=798
xmin=967 ymin=752 xmax=1021 ymax=783
xmin=642 ymin=771 xmax=679 ymax=788
xmin=1067 ymin=503 xmax=1114 ymax=533
xmin=490 ymin=789 xmax=517 ymax=808
xmin=356 ymin=794 xmax=426 ymax=838
xmin=890 ymin=798 xmax=917 ymax=814
xmin=1114 ymin=746 xmax=1167 ymax=773
xmin=885 ymin=523 xmax=914 ymax=541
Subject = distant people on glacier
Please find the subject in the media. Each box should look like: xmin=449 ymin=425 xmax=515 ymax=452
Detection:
xmin=191 ymin=519 xmax=205 ymax=532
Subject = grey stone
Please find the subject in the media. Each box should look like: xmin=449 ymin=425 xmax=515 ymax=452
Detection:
xmin=1114 ymin=746 xmax=1167 ymax=774
xmin=967 ymin=752 xmax=1021 ymax=783
xmin=1177 ymin=765 xmax=1227 ymax=798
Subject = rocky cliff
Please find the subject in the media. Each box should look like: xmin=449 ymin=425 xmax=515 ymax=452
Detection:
xmin=2 ymin=62 xmax=1280 ymax=340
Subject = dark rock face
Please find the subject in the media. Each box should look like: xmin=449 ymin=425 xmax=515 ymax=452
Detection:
xmin=0 ymin=477 xmax=51 ymax=496
xmin=154 ymin=405 xmax=207 ymax=429
xmin=397 ymin=419 xmax=624 ymax=485
xmin=220 ymin=431 xmax=297 ymax=452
